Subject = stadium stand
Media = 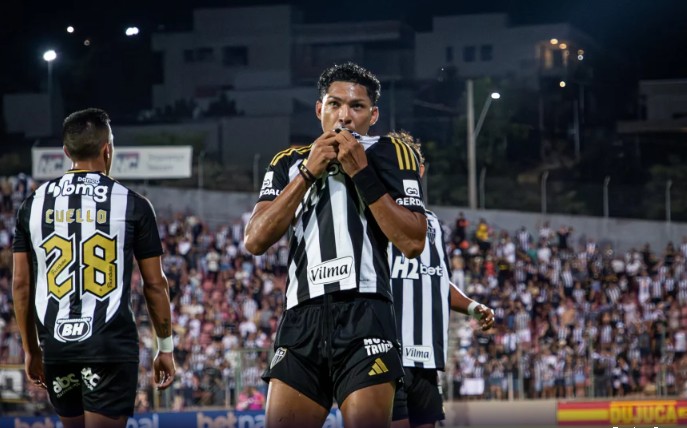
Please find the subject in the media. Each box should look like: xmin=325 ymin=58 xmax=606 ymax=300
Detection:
xmin=1 ymin=175 xmax=686 ymax=415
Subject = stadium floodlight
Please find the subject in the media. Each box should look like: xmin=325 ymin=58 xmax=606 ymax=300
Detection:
xmin=67 ymin=26 xmax=74 ymax=33
xmin=467 ymin=80 xmax=501 ymax=209
xmin=43 ymin=50 xmax=57 ymax=62
xmin=43 ymin=50 xmax=57 ymax=100
xmin=125 ymin=27 xmax=140 ymax=36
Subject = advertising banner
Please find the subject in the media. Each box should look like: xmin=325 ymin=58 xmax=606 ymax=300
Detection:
xmin=32 ymin=147 xmax=193 ymax=180
xmin=1 ymin=408 xmax=343 ymax=428
xmin=558 ymin=400 xmax=687 ymax=427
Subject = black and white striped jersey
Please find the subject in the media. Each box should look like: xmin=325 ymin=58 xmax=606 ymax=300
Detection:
xmin=389 ymin=210 xmax=450 ymax=370
xmin=258 ymin=135 xmax=425 ymax=309
xmin=13 ymin=170 xmax=163 ymax=363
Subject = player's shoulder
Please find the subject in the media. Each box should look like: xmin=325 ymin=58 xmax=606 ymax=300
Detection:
xmin=268 ymin=145 xmax=311 ymax=168
xmin=365 ymin=135 xmax=419 ymax=172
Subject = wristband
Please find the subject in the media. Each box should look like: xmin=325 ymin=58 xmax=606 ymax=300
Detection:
xmin=351 ymin=165 xmax=386 ymax=204
xmin=467 ymin=301 xmax=483 ymax=320
xmin=157 ymin=336 xmax=174 ymax=353
xmin=298 ymin=162 xmax=316 ymax=184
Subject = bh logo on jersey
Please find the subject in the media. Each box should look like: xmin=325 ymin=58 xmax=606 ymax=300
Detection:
xmin=55 ymin=317 xmax=92 ymax=342
xmin=81 ymin=367 xmax=101 ymax=391
xmin=52 ymin=373 xmax=80 ymax=397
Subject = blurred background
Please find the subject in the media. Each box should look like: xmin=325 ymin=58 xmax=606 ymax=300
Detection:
xmin=2 ymin=0 xmax=687 ymax=425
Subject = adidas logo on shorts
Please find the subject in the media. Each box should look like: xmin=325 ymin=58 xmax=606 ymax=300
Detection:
xmin=368 ymin=358 xmax=389 ymax=376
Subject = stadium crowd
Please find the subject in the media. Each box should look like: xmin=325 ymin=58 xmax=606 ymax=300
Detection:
xmin=1 ymin=174 xmax=687 ymax=413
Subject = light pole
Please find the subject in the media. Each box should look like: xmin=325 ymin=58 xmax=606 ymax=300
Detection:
xmin=43 ymin=50 xmax=57 ymax=100
xmin=466 ymin=79 xmax=500 ymax=210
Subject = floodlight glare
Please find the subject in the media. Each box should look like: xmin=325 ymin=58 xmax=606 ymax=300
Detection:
xmin=43 ymin=50 xmax=57 ymax=62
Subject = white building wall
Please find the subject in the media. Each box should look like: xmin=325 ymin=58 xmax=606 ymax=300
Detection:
xmin=152 ymin=6 xmax=293 ymax=110
xmin=416 ymin=14 xmax=575 ymax=84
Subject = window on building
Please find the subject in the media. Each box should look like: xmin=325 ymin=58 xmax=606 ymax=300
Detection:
xmin=183 ymin=49 xmax=195 ymax=63
xmin=480 ymin=44 xmax=493 ymax=61
xmin=195 ymin=47 xmax=214 ymax=63
xmin=446 ymin=46 xmax=454 ymax=63
xmin=463 ymin=46 xmax=476 ymax=62
xmin=222 ymin=46 xmax=248 ymax=66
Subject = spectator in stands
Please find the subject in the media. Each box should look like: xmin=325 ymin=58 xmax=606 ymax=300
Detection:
xmin=236 ymin=385 xmax=265 ymax=411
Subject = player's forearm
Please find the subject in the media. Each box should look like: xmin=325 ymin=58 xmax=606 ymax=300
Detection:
xmin=244 ymin=177 xmax=311 ymax=255
xmin=143 ymin=278 xmax=173 ymax=339
xmin=369 ymin=196 xmax=426 ymax=258
xmin=449 ymin=281 xmax=477 ymax=315
xmin=12 ymin=278 xmax=40 ymax=353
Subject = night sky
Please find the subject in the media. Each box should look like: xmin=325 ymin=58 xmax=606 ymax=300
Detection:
xmin=2 ymin=0 xmax=686 ymax=107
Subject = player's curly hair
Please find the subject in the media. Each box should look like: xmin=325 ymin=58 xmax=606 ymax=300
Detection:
xmin=388 ymin=130 xmax=425 ymax=165
xmin=317 ymin=62 xmax=381 ymax=105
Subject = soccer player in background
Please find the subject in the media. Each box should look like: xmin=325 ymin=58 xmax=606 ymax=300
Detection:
xmin=12 ymin=108 xmax=175 ymax=428
xmin=388 ymin=131 xmax=495 ymax=428
xmin=244 ymin=62 xmax=427 ymax=428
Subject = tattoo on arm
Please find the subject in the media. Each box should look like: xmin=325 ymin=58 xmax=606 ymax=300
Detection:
xmin=158 ymin=318 xmax=171 ymax=337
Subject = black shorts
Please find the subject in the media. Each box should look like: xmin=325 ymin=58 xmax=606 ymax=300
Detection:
xmin=262 ymin=292 xmax=404 ymax=410
xmin=44 ymin=361 xmax=138 ymax=418
xmin=392 ymin=367 xmax=445 ymax=424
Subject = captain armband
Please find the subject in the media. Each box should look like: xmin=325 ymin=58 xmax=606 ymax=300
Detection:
xmin=352 ymin=166 xmax=387 ymax=204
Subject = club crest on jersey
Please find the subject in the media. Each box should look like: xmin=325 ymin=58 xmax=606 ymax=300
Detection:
xmin=427 ymin=224 xmax=436 ymax=244
xmin=308 ymin=256 xmax=353 ymax=285
xmin=55 ymin=317 xmax=92 ymax=342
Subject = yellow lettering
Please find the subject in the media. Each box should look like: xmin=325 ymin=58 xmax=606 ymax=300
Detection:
xmin=678 ymin=406 xmax=687 ymax=419
xmin=66 ymin=209 xmax=74 ymax=223
xmin=75 ymin=209 xmax=83 ymax=223
xmin=86 ymin=210 xmax=93 ymax=222
xmin=97 ymin=210 xmax=107 ymax=224
xmin=656 ymin=406 xmax=665 ymax=423
xmin=666 ymin=405 xmax=677 ymax=423
xmin=46 ymin=209 xmax=53 ymax=224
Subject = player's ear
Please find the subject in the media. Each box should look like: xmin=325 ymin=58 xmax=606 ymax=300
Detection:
xmin=63 ymin=146 xmax=70 ymax=159
xmin=369 ymin=106 xmax=379 ymax=126
xmin=315 ymin=100 xmax=323 ymax=120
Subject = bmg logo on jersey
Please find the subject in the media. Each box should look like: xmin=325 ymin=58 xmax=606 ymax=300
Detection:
xmin=55 ymin=317 xmax=92 ymax=342
xmin=52 ymin=373 xmax=79 ymax=397
xmin=81 ymin=367 xmax=101 ymax=391
xmin=47 ymin=181 xmax=109 ymax=203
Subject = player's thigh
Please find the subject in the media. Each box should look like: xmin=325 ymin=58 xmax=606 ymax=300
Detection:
xmin=264 ymin=379 xmax=330 ymax=428
xmin=340 ymin=381 xmax=396 ymax=428
xmin=44 ymin=363 xmax=84 ymax=418
xmin=80 ymin=362 xmax=138 ymax=419
xmin=84 ymin=412 xmax=128 ymax=428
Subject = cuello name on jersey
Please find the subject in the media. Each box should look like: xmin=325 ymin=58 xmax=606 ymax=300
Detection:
xmin=48 ymin=180 xmax=109 ymax=202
